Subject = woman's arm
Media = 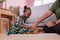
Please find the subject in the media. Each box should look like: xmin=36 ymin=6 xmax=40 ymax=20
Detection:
xmin=32 ymin=10 xmax=53 ymax=28
xmin=19 ymin=17 xmax=24 ymax=28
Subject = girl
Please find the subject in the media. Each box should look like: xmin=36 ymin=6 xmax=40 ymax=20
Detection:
xmin=8 ymin=6 xmax=33 ymax=35
xmin=19 ymin=6 xmax=31 ymax=28
xmin=18 ymin=6 xmax=34 ymax=34
xmin=19 ymin=6 xmax=44 ymax=34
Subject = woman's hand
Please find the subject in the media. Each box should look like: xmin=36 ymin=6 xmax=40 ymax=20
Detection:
xmin=31 ymin=22 xmax=38 ymax=29
xmin=46 ymin=21 xmax=55 ymax=27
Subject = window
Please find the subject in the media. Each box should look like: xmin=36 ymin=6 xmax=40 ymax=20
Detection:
xmin=43 ymin=0 xmax=56 ymax=4
xmin=34 ymin=0 xmax=43 ymax=6
xmin=34 ymin=0 xmax=56 ymax=6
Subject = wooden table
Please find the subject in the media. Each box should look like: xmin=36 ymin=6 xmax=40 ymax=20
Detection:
xmin=0 ymin=8 xmax=17 ymax=33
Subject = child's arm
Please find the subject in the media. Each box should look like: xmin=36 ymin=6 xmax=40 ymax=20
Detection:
xmin=19 ymin=17 xmax=31 ymax=29
xmin=19 ymin=17 xmax=24 ymax=27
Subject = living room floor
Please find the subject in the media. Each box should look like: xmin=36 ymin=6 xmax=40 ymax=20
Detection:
xmin=0 ymin=33 xmax=60 ymax=40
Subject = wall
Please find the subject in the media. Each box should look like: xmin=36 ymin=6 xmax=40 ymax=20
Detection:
xmin=0 ymin=2 xmax=3 ymax=8
xmin=6 ymin=0 xmax=34 ymax=8
xmin=6 ymin=0 xmax=26 ymax=8
xmin=26 ymin=0 xmax=34 ymax=7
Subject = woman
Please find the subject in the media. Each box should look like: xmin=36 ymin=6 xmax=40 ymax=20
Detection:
xmin=32 ymin=0 xmax=60 ymax=34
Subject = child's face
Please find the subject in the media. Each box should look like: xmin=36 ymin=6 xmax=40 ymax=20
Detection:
xmin=24 ymin=10 xmax=31 ymax=18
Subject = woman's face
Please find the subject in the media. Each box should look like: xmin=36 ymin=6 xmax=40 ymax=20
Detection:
xmin=24 ymin=9 xmax=31 ymax=18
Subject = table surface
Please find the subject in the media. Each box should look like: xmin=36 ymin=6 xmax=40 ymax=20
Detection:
xmin=0 ymin=33 xmax=60 ymax=40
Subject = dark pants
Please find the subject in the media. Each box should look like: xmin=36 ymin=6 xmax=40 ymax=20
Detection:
xmin=43 ymin=23 xmax=60 ymax=34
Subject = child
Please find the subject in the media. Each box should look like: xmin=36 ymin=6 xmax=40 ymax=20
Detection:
xmin=19 ymin=6 xmax=44 ymax=34
xmin=19 ymin=6 xmax=34 ymax=34
xmin=19 ymin=6 xmax=31 ymax=28
xmin=8 ymin=6 xmax=33 ymax=35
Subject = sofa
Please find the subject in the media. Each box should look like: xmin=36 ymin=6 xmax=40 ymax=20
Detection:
xmin=20 ymin=3 xmax=57 ymax=26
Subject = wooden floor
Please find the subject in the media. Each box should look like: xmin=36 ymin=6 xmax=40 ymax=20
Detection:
xmin=0 ymin=33 xmax=60 ymax=40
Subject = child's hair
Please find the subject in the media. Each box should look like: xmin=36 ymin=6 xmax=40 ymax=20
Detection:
xmin=23 ymin=6 xmax=31 ymax=12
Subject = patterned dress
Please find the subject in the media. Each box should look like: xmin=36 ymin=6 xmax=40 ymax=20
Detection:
xmin=8 ymin=16 xmax=33 ymax=35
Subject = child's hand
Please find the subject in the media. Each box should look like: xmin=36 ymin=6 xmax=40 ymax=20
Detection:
xmin=46 ymin=21 xmax=55 ymax=27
